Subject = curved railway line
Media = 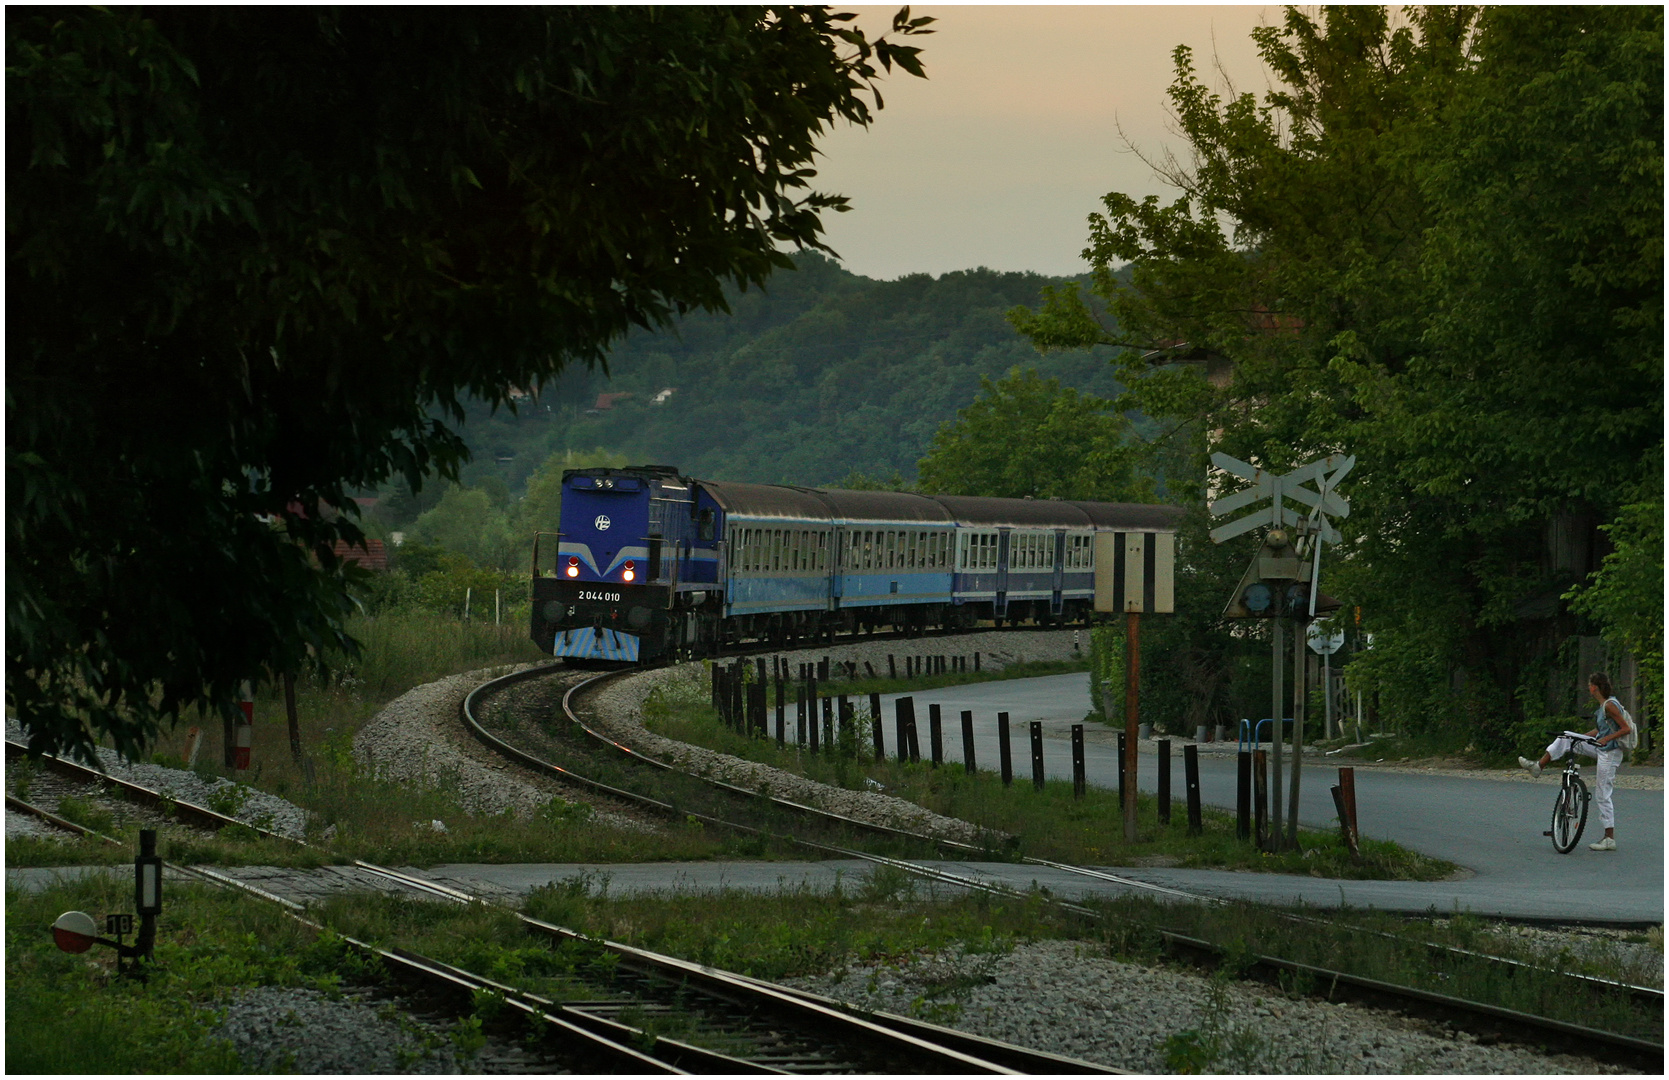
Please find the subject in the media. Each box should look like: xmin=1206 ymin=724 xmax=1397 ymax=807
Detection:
xmin=461 ymin=660 xmax=1665 ymax=1072
xmin=4 ymin=741 xmax=1116 ymax=1074
xmin=7 ymin=653 xmax=1662 ymax=1072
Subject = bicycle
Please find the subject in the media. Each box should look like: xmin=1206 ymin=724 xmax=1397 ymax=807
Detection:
xmin=1541 ymin=731 xmax=1597 ymax=853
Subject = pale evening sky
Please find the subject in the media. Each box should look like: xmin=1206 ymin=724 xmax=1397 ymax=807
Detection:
xmin=813 ymin=5 xmax=1279 ymax=280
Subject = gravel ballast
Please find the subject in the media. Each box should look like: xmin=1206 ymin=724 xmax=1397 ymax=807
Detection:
xmin=784 ymin=938 xmax=1633 ymax=1074
xmin=207 ymin=986 xmax=469 ymax=1074
xmin=6 ymin=718 xmax=310 ymax=840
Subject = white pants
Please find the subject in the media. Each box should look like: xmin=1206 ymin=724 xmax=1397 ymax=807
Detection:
xmin=1546 ymin=732 xmax=1624 ymax=829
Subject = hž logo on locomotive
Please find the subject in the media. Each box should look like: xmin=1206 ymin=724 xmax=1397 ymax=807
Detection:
xmin=594 ymin=515 xmax=611 ymax=530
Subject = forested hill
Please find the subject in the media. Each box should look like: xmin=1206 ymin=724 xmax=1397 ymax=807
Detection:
xmin=453 ymin=253 xmax=1122 ymax=492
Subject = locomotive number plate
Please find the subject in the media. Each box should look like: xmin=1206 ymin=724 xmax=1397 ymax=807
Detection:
xmin=578 ymin=590 xmax=622 ymax=602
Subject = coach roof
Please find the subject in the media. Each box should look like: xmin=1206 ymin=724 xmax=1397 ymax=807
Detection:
xmin=1068 ymin=500 xmax=1185 ymax=532
xmin=701 ymin=480 xmax=833 ymax=522
xmin=927 ymin=494 xmax=1091 ymax=529
xmin=802 ymin=487 xmax=956 ymax=524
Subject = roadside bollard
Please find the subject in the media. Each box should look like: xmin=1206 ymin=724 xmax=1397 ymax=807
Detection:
xmin=1072 ymin=724 xmax=1086 ymax=799
xmin=1237 ymin=748 xmax=1253 ymax=840
xmin=998 ymin=712 xmax=1012 ymax=786
xmin=1157 ymin=739 xmax=1171 ymax=823
xmin=1030 ymin=721 xmax=1045 ymax=791
xmin=775 ymin=672 xmax=785 ymax=746
xmin=1184 ymin=744 xmax=1202 ymax=836
xmin=961 ymin=710 xmax=976 ymax=774
xmin=929 ymin=704 xmax=943 ymax=767
xmin=1117 ymin=731 xmax=1127 ymax=808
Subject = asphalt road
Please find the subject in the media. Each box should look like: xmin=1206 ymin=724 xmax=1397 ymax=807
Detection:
xmin=869 ymin=673 xmax=1664 ymax=924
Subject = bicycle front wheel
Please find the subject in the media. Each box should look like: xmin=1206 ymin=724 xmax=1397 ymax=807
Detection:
xmin=1550 ymin=776 xmax=1589 ymax=853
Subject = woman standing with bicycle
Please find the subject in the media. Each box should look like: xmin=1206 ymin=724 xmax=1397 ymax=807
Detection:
xmin=1520 ymin=672 xmax=1634 ymax=850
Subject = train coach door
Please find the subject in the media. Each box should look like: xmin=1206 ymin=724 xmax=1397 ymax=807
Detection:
xmin=1051 ymin=530 xmax=1066 ymax=617
xmin=994 ymin=529 xmax=1010 ymax=619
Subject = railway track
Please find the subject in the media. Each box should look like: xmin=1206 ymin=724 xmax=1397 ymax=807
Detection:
xmin=5 ymin=740 xmax=1117 ymax=1073
xmin=459 ymin=662 xmax=1665 ymax=1072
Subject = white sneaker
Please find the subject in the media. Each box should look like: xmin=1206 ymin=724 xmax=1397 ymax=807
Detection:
xmin=1518 ymin=756 xmax=1542 ymax=777
xmin=1589 ymin=837 xmax=1616 ymax=851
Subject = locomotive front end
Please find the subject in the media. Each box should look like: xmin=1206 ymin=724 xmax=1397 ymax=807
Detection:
xmin=531 ymin=470 xmax=673 ymax=662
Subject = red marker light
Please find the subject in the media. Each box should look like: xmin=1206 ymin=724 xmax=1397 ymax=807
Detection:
xmin=622 ymin=560 xmax=636 ymax=582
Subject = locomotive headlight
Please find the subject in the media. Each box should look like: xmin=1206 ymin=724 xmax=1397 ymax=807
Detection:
xmin=566 ymin=556 xmax=580 ymax=578
xmin=622 ymin=560 xmax=636 ymax=582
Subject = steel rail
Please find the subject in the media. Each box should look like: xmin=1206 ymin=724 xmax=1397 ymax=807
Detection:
xmin=1024 ymin=856 xmax=1667 ymax=1010
xmin=6 ymin=743 xmax=1066 ymax=1072
xmin=471 ymin=664 xmax=1664 ymax=1067
xmin=497 ymin=668 xmax=1665 ymax=1008
xmin=317 ymin=862 xmax=1059 ymax=1075
xmin=461 ymin=663 xmax=1008 ymax=855
xmin=4 ymin=740 xmax=291 ymax=841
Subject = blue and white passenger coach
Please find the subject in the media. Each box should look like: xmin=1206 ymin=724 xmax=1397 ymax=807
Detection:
xmin=531 ymin=465 xmax=1181 ymax=662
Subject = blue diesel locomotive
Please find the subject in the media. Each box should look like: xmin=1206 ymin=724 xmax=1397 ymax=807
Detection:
xmin=530 ymin=464 xmax=1182 ymax=662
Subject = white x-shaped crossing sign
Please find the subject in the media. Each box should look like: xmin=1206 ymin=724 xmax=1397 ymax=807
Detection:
xmin=1208 ymin=453 xmax=1354 ymax=544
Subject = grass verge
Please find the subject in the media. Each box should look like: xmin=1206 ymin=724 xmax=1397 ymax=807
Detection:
xmin=643 ymin=670 xmax=1455 ymax=880
xmin=4 ymin=877 xmax=357 ymax=1073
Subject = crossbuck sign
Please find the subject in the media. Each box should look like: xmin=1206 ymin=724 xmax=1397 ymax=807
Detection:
xmin=1208 ymin=453 xmax=1354 ymax=545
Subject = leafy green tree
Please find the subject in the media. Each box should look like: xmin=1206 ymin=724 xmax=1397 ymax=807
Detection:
xmin=8 ymin=6 xmax=931 ymax=761
xmin=916 ymin=367 xmax=1150 ymax=501
xmin=1009 ymin=7 xmax=1661 ymax=748
xmin=409 ymin=487 xmax=515 ymax=572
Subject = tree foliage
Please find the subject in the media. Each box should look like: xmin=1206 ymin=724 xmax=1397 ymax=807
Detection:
xmin=8 ymin=6 xmax=931 ymax=760
xmin=1010 ymin=6 xmax=1662 ymax=746
xmin=916 ymin=367 xmax=1151 ymax=501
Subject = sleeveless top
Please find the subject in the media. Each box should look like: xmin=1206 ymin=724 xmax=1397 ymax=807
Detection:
xmin=1595 ymin=696 xmax=1626 ymax=742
